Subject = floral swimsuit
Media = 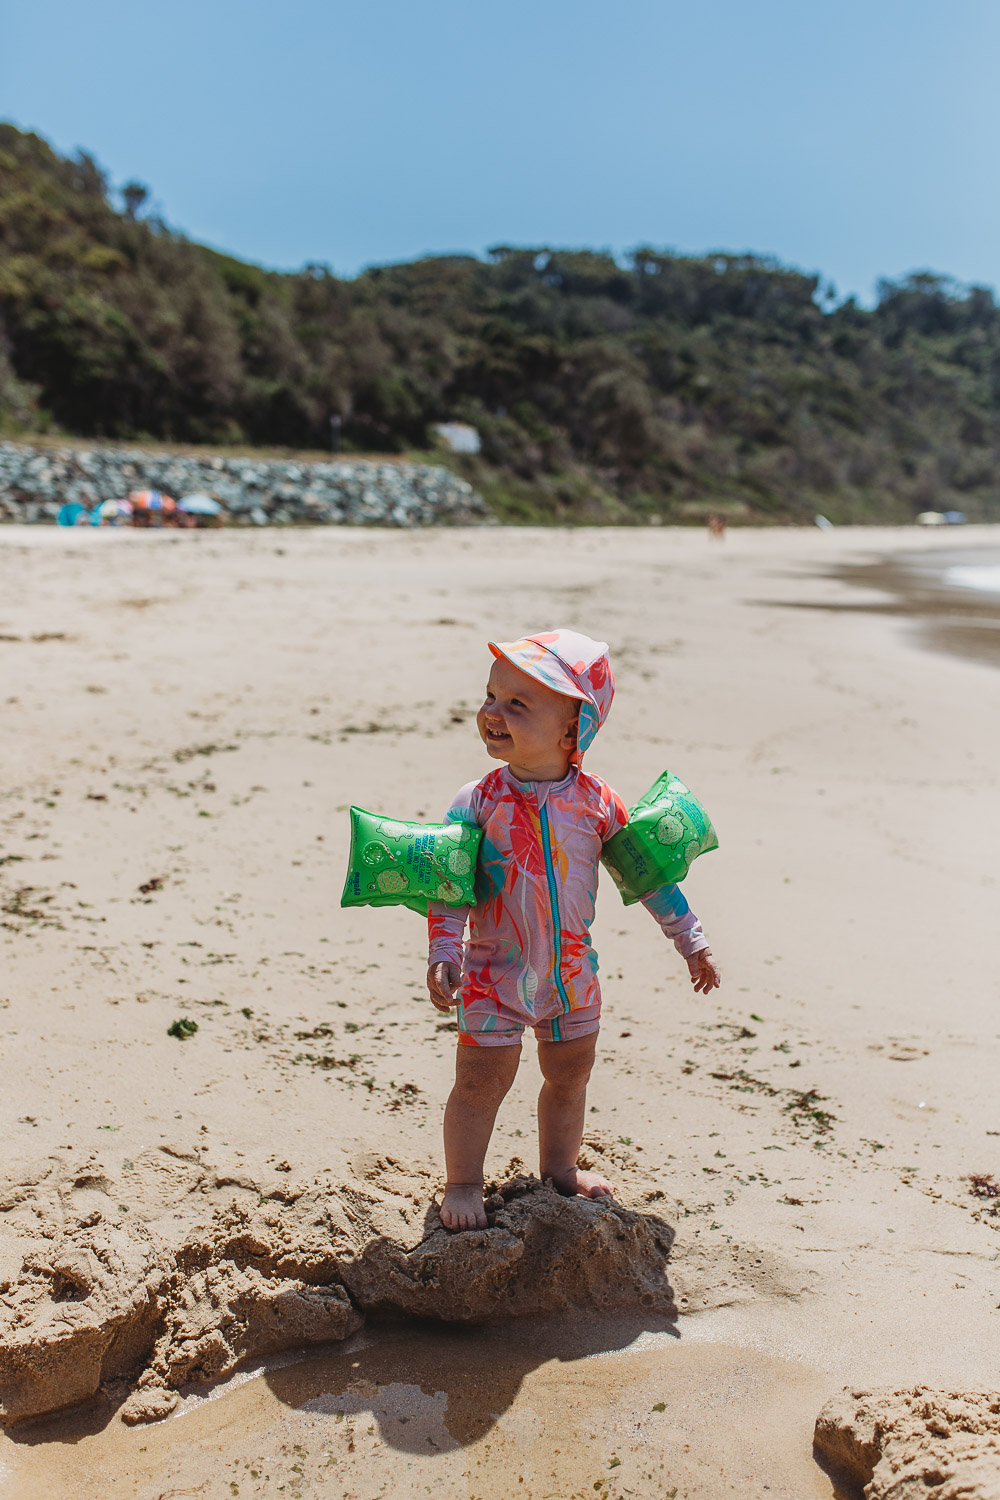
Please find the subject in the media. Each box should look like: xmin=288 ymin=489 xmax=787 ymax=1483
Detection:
xmin=427 ymin=764 xmax=708 ymax=1047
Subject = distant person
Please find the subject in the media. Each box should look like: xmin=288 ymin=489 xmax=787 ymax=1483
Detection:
xmin=425 ymin=631 xmax=721 ymax=1230
xmin=707 ymin=513 xmax=726 ymax=540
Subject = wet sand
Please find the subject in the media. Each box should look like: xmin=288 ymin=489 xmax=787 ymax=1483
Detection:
xmin=5 ymin=1322 xmax=834 ymax=1500
xmin=1 ymin=523 xmax=999 ymax=1498
xmin=813 ymin=542 xmax=1000 ymax=670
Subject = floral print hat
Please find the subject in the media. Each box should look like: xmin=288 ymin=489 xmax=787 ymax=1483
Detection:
xmin=488 ymin=629 xmax=615 ymax=765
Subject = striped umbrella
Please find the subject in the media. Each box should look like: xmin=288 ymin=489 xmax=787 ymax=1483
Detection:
xmin=129 ymin=489 xmax=176 ymax=511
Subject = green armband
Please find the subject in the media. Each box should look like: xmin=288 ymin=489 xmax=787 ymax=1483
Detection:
xmin=340 ymin=807 xmax=482 ymax=916
xmin=601 ymin=770 xmax=718 ymax=906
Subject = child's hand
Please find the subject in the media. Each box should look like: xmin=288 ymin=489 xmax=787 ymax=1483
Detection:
xmin=687 ymin=948 xmax=721 ymax=994
xmin=427 ymin=962 xmax=461 ymax=1012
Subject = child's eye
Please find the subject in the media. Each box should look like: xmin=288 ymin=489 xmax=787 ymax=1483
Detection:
xmin=512 ymin=699 xmax=524 ymax=708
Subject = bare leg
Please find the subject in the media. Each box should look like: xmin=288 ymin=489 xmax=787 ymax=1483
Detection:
xmin=441 ymin=1043 xmax=521 ymax=1230
xmin=536 ymin=1032 xmax=613 ymax=1198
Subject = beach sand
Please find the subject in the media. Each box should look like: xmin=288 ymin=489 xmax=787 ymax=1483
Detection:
xmin=1 ymin=523 xmax=998 ymax=1498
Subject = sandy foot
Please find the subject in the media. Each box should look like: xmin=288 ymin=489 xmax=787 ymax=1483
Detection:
xmin=440 ymin=1182 xmax=489 ymax=1230
xmin=550 ymin=1166 xmax=614 ymax=1198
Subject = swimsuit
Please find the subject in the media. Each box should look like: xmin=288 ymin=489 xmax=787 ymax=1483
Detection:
xmin=427 ymin=765 xmax=708 ymax=1046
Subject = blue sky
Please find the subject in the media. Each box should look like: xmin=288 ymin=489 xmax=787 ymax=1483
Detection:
xmin=4 ymin=0 xmax=998 ymax=301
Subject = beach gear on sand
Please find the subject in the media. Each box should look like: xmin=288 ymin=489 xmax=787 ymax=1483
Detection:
xmin=601 ymin=769 xmax=718 ymax=904
xmin=178 ymin=493 xmax=222 ymax=516
xmin=487 ymin=630 xmax=614 ymax=765
xmin=341 ymin=807 xmax=482 ymax=915
xmin=129 ymin=489 xmax=176 ymax=512
xmin=93 ymin=498 xmax=133 ymax=525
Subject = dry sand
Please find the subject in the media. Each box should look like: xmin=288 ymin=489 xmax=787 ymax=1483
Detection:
xmin=0 ymin=522 xmax=998 ymax=1498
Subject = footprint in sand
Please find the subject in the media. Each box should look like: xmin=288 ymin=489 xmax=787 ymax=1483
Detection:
xmin=868 ymin=1044 xmax=930 ymax=1062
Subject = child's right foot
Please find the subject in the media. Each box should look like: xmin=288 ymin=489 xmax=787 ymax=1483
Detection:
xmin=440 ymin=1182 xmax=488 ymax=1231
xmin=550 ymin=1165 xmax=614 ymax=1199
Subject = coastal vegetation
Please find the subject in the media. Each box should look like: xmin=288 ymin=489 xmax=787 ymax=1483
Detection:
xmin=2 ymin=122 xmax=999 ymax=523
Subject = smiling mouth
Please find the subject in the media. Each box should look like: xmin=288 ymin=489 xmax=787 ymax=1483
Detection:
xmin=487 ymin=729 xmax=511 ymax=741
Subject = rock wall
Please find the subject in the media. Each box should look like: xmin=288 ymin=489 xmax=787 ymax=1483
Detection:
xmin=0 ymin=441 xmax=490 ymax=526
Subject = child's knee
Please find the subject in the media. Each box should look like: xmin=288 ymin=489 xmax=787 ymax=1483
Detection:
xmin=545 ymin=1068 xmax=593 ymax=1101
xmin=453 ymin=1046 xmax=520 ymax=1103
xmin=538 ymin=1040 xmax=596 ymax=1095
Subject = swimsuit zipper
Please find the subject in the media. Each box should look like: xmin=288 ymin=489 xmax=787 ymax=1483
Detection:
xmin=538 ymin=802 xmax=571 ymax=1016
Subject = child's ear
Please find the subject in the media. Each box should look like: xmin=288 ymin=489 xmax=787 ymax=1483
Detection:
xmin=560 ymin=714 xmax=579 ymax=750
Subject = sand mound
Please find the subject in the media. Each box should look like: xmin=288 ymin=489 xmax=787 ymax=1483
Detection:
xmin=815 ymin=1387 xmax=1000 ymax=1499
xmin=0 ymin=1153 xmax=675 ymax=1425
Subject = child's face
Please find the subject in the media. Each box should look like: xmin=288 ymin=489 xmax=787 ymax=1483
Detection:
xmin=477 ymin=656 xmax=579 ymax=779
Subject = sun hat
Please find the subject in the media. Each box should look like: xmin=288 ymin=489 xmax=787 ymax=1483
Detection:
xmin=488 ymin=629 xmax=614 ymax=764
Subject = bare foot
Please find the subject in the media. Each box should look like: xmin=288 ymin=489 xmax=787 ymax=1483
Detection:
xmin=440 ymin=1182 xmax=488 ymax=1231
xmin=548 ymin=1166 xmax=614 ymax=1199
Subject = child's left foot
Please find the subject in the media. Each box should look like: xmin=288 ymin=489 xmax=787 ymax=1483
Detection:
xmin=440 ymin=1181 xmax=489 ymax=1230
xmin=549 ymin=1166 xmax=614 ymax=1199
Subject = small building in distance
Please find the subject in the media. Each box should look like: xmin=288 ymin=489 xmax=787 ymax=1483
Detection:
xmin=432 ymin=422 xmax=481 ymax=455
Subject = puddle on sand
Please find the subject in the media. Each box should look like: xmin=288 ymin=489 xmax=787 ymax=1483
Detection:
xmin=1 ymin=1318 xmax=837 ymax=1500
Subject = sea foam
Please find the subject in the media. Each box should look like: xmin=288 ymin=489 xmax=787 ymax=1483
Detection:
xmin=943 ymin=564 xmax=1000 ymax=594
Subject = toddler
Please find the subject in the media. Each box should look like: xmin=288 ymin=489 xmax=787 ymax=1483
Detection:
xmin=427 ymin=630 xmax=720 ymax=1230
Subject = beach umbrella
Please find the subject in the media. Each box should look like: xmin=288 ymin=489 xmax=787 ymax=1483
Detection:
xmin=97 ymin=498 xmax=133 ymax=520
xmin=178 ymin=493 xmax=222 ymax=516
xmin=129 ymin=489 xmax=175 ymax=511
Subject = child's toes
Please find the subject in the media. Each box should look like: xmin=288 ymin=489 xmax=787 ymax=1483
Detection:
xmin=578 ymin=1169 xmax=614 ymax=1198
xmin=440 ymin=1184 xmax=487 ymax=1231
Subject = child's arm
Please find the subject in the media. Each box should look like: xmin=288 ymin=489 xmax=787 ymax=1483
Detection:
xmin=598 ymin=780 xmax=720 ymax=995
xmin=426 ymin=781 xmax=480 ymax=1012
xmin=427 ymin=906 xmax=467 ymax=1012
xmin=641 ymin=882 xmax=721 ymax=993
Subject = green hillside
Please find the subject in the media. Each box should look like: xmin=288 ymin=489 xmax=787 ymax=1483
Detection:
xmin=2 ymin=122 xmax=999 ymax=523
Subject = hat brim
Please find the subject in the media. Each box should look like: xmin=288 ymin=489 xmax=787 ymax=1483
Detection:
xmin=488 ymin=640 xmax=588 ymax=703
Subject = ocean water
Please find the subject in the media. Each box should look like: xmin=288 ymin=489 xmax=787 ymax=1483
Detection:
xmin=944 ymin=563 xmax=1000 ymax=594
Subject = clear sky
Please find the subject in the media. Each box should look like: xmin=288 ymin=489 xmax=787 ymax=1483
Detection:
xmin=4 ymin=0 xmax=998 ymax=301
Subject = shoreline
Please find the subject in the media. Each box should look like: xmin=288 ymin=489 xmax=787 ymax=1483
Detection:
xmin=828 ymin=541 xmax=1000 ymax=670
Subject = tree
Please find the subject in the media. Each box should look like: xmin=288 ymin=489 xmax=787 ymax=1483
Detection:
xmin=121 ymin=181 xmax=149 ymax=221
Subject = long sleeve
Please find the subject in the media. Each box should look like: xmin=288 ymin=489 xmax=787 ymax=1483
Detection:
xmin=641 ymin=881 xmax=709 ymax=959
xmin=427 ymin=902 xmax=469 ymax=968
xmin=426 ymin=780 xmax=481 ymax=968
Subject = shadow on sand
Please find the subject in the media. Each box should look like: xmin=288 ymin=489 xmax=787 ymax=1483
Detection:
xmin=254 ymin=1309 xmax=680 ymax=1455
xmin=5 ymin=1308 xmax=678 ymax=1458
